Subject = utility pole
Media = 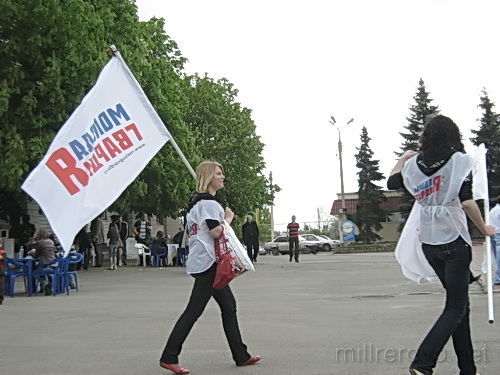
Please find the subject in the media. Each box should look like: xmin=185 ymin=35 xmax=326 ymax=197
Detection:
xmin=329 ymin=116 xmax=354 ymax=244
xmin=270 ymin=171 xmax=275 ymax=240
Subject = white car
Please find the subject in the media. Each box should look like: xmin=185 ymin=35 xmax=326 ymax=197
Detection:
xmin=264 ymin=235 xmax=322 ymax=255
xmin=312 ymin=234 xmax=337 ymax=251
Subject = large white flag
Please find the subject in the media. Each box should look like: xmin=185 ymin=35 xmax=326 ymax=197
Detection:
xmin=22 ymin=50 xmax=172 ymax=254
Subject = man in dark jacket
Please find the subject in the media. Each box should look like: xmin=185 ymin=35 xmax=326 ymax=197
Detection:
xmin=242 ymin=214 xmax=259 ymax=263
xmin=117 ymin=215 xmax=129 ymax=266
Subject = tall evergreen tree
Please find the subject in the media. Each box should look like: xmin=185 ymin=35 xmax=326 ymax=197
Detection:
xmin=470 ymin=88 xmax=500 ymax=199
xmin=354 ymin=126 xmax=387 ymax=243
xmin=395 ymin=79 xmax=439 ymax=230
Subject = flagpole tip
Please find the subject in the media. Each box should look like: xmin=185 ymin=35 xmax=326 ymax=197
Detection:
xmin=105 ymin=45 xmax=118 ymax=56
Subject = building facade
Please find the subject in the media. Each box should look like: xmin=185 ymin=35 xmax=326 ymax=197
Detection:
xmin=330 ymin=190 xmax=404 ymax=242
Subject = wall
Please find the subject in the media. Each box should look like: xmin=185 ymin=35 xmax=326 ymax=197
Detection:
xmin=376 ymin=222 xmax=401 ymax=242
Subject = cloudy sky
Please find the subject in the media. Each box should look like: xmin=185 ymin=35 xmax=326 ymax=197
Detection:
xmin=135 ymin=0 xmax=500 ymax=232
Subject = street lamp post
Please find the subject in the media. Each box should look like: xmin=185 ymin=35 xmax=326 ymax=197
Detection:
xmin=329 ymin=116 xmax=354 ymax=244
xmin=269 ymin=171 xmax=275 ymax=241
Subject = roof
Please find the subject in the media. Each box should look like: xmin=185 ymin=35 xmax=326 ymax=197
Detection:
xmin=330 ymin=196 xmax=403 ymax=215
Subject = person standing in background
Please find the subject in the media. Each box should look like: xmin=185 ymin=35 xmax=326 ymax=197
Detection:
xmin=242 ymin=214 xmax=260 ymax=263
xmin=134 ymin=213 xmax=152 ymax=245
xmin=287 ymin=215 xmax=300 ymax=263
xmin=18 ymin=214 xmax=36 ymax=257
xmin=107 ymin=215 xmax=121 ymax=270
xmin=76 ymin=225 xmax=91 ymax=270
xmin=117 ymin=214 xmax=129 ymax=266
xmin=90 ymin=216 xmax=106 ymax=268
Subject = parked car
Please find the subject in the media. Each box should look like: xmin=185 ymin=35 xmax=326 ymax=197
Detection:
xmin=264 ymin=235 xmax=322 ymax=255
xmin=312 ymin=234 xmax=337 ymax=251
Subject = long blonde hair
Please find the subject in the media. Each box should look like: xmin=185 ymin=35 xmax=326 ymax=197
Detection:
xmin=195 ymin=161 xmax=224 ymax=193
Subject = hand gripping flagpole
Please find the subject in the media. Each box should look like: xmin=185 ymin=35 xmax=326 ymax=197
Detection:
xmin=109 ymin=45 xmax=196 ymax=180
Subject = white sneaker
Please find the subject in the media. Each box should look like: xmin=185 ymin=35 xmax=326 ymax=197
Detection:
xmin=409 ymin=369 xmax=425 ymax=375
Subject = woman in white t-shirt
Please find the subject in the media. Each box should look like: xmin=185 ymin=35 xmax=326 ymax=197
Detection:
xmin=159 ymin=161 xmax=260 ymax=375
xmin=388 ymin=115 xmax=494 ymax=375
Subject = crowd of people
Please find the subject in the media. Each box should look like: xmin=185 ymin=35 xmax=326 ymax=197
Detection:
xmin=0 ymin=211 xmax=188 ymax=298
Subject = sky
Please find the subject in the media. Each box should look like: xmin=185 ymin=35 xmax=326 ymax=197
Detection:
xmin=135 ymin=0 xmax=500 ymax=232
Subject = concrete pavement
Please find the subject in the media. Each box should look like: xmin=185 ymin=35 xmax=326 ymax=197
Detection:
xmin=2 ymin=249 xmax=500 ymax=375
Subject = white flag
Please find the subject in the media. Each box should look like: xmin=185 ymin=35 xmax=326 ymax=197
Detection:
xmin=472 ymin=143 xmax=488 ymax=200
xmin=22 ymin=51 xmax=171 ymax=255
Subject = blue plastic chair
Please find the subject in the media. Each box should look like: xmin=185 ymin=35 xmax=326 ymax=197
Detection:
xmin=150 ymin=243 xmax=167 ymax=267
xmin=5 ymin=258 xmax=28 ymax=297
xmin=33 ymin=257 xmax=70 ymax=296
xmin=67 ymin=252 xmax=83 ymax=291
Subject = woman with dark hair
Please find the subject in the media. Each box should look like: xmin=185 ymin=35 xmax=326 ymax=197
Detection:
xmin=159 ymin=161 xmax=260 ymax=374
xmin=388 ymin=115 xmax=494 ymax=375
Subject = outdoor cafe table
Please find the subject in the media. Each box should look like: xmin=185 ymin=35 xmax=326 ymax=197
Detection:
xmin=11 ymin=257 xmax=38 ymax=296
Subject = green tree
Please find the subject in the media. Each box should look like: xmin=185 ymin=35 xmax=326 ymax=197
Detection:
xmin=354 ymin=126 xmax=386 ymax=243
xmin=470 ymin=88 xmax=500 ymax=199
xmin=106 ymin=15 xmax=201 ymax=217
xmin=1 ymin=0 xmax=111 ymax=229
xmin=395 ymin=78 xmax=439 ymax=230
xmin=0 ymin=1 xmax=199 ymax=225
xmin=182 ymin=74 xmax=273 ymax=216
xmin=0 ymin=0 xmax=274 ymax=235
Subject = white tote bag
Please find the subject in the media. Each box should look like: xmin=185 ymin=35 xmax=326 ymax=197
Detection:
xmin=222 ymin=220 xmax=255 ymax=274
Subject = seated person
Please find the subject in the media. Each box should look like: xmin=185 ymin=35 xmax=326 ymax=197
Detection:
xmin=49 ymin=233 xmax=64 ymax=256
xmin=30 ymin=228 xmax=56 ymax=295
xmin=150 ymin=231 xmax=168 ymax=266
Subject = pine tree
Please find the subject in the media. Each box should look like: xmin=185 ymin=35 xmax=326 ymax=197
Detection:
xmin=395 ymin=79 xmax=439 ymax=230
xmin=470 ymin=88 xmax=500 ymax=199
xmin=354 ymin=126 xmax=387 ymax=243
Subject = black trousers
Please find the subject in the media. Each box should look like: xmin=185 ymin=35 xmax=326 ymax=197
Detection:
xmin=289 ymin=237 xmax=299 ymax=261
xmin=120 ymin=236 xmax=127 ymax=264
xmin=160 ymin=263 xmax=251 ymax=365
xmin=246 ymin=241 xmax=259 ymax=262
xmin=411 ymin=237 xmax=476 ymax=375
xmin=93 ymin=243 xmax=105 ymax=267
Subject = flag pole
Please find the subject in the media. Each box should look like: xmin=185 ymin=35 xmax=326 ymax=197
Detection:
xmin=167 ymin=138 xmax=196 ymax=180
xmin=483 ymin=195 xmax=494 ymax=324
xmin=478 ymin=144 xmax=494 ymax=323
xmin=109 ymin=45 xmax=196 ymax=181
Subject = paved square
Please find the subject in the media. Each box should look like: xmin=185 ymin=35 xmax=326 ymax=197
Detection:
xmin=3 ymin=250 xmax=500 ymax=375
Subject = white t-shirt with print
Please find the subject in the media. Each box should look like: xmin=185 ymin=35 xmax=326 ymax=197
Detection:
xmin=185 ymin=200 xmax=224 ymax=274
